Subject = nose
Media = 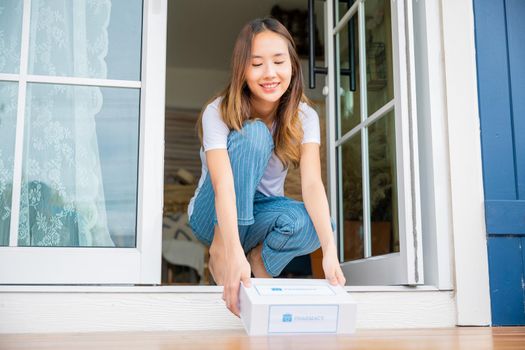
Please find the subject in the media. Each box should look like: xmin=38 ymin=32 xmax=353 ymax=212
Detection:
xmin=263 ymin=63 xmax=276 ymax=78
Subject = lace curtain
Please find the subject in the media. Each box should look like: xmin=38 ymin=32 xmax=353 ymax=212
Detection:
xmin=16 ymin=0 xmax=115 ymax=246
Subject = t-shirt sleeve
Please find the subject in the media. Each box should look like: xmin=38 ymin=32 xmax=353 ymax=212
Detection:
xmin=202 ymin=102 xmax=230 ymax=151
xmin=301 ymin=104 xmax=321 ymax=145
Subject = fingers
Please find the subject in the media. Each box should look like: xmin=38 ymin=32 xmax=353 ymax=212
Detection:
xmin=337 ymin=270 xmax=347 ymax=286
xmin=224 ymin=282 xmax=241 ymax=317
xmin=241 ymin=275 xmax=252 ymax=288
xmin=327 ymin=269 xmax=346 ymax=286
xmin=328 ymin=274 xmax=338 ymax=286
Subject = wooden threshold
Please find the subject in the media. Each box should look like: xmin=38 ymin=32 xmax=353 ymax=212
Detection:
xmin=1 ymin=327 xmax=524 ymax=350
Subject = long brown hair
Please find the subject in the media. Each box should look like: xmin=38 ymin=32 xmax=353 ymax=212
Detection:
xmin=197 ymin=17 xmax=310 ymax=169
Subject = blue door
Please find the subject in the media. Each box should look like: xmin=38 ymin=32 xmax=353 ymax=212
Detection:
xmin=473 ymin=0 xmax=525 ymax=325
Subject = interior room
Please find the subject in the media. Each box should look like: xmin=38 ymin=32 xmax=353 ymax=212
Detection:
xmin=161 ymin=0 xmax=329 ymax=285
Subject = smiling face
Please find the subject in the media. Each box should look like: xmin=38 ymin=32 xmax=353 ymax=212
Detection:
xmin=244 ymin=31 xmax=293 ymax=111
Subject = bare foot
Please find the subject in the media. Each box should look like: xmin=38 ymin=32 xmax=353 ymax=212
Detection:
xmin=247 ymin=243 xmax=272 ymax=278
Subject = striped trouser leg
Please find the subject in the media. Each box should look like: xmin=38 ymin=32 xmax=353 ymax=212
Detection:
xmin=189 ymin=120 xmax=273 ymax=246
xmin=243 ymin=192 xmax=337 ymax=277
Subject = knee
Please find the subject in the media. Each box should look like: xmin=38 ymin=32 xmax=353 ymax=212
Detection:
xmin=227 ymin=120 xmax=273 ymax=156
xmin=289 ymin=204 xmax=321 ymax=252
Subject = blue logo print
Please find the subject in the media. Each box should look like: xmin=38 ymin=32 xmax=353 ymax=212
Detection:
xmin=282 ymin=314 xmax=293 ymax=322
xmin=271 ymin=288 xmax=282 ymax=291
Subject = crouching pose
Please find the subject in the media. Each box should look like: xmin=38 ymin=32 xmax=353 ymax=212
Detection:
xmin=187 ymin=17 xmax=346 ymax=317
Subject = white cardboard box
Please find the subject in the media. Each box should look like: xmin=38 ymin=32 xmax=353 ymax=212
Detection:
xmin=239 ymin=278 xmax=357 ymax=335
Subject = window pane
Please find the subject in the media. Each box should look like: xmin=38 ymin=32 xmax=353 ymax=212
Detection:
xmin=19 ymin=83 xmax=140 ymax=247
xmin=337 ymin=0 xmax=356 ymax=22
xmin=28 ymin=0 xmax=143 ymax=81
xmin=337 ymin=12 xmax=361 ymax=138
xmin=0 ymin=82 xmax=18 ymax=246
xmin=340 ymin=132 xmax=364 ymax=261
xmin=365 ymin=0 xmax=394 ymax=116
xmin=368 ymin=111 xmax=399 ymax=256
xmin=0 ymin=0 xmax=23 ymax=74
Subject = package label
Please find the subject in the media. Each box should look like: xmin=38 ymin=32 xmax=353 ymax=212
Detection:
xmin=268 ymin=305 xmax=339 ymax=333
xmin=255 ymin=284 xmax=336 ymax=296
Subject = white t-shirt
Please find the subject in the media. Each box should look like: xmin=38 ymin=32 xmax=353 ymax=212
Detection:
xmin=187 ymin=97 xmax=321 ymax=218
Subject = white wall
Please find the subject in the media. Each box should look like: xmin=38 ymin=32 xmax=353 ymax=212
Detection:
xmin=167 ymin=0 xmax=310 ymax=71
xmin=165 ymin=66 xmax=230 ymax=109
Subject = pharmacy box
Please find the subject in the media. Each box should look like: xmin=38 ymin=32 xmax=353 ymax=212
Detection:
xmin=239 ymin=278 xmax=357 ymax=335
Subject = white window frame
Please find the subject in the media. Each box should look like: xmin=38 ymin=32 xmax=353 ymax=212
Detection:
xmin=0 ymin=0 xmax=167 ymax=284
xmin=324 ymin=0 xmax=424 ymax=285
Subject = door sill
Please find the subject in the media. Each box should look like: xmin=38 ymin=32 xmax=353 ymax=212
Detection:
xmin=0 ymin=286 xmax=456 ymax=333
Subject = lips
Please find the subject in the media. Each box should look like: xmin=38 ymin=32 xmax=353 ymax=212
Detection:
xmin=260 ymin=82 xmax=280 ymax=92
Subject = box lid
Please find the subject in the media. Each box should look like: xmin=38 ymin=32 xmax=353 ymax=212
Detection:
xmin=241 ymin=278 xmax=356 ymax=305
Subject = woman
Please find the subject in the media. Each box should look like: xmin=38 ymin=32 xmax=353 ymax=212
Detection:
xmin=188 ymin=18 xmax=346 ymax=317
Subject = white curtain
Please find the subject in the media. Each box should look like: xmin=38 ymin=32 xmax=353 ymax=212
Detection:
xmin=18 ymin=0 xmax=114 ymax=246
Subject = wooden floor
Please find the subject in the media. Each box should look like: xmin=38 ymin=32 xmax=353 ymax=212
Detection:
xmin=1 ymin=327 xmax=524 ymax=350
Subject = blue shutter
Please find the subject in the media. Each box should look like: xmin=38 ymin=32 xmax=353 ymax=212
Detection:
xmin=473 ymin=0 xmax=525 ymax=325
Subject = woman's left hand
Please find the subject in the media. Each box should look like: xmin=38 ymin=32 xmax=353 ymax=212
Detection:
xmin=322 ymin=245 xmax=346 ymax=286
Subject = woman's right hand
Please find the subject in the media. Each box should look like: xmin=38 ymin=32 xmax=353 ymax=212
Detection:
xmin=221 ymin=248 xmax=252 ymax=317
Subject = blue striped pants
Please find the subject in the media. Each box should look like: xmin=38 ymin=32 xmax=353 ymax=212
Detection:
xmin=189 ymin=120 xmax=332 ymax=277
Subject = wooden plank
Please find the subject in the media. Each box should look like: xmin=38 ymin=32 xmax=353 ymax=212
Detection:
xmin=506 ymin=0 xmax=525 ymax=200
xmin=474 ymin=1 xmax=525 ymax=326
xmin=164 ymin=148 xmax=200 ymax=156
xmin=163 ymin=162 xmax=200 ymax=168
xmin=163 ymin=109 xmax=202 ymax=182
xmin=522 ymin=237 xmax=525 ymax=309
xmin=487 ymin=236 xmax=525 ymax=325
xmin=485 ymin=200 xmax=525 ymax=234
xmin=473 ymin=0 xmax=516 ymax=199
xmin=164 ymin=125 xmax=198 ymax=131
xmin=164 ymin=154 xmax=200 ymax=161
xmin=7 ymin=327 xmax=525 ymax=349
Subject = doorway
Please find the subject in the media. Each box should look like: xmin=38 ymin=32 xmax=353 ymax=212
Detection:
xmin=161 ymin=0 xmax=328 ymax=285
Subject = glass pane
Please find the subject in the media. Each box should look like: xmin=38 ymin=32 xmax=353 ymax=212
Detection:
xmin=0 ymin=0 xmax=23 ymax=73
xmin=337 ymin=0 xmax=357 ymax=22
xmin=19 ymin=83 xmax=140 ymax=247
xmin=341 ymin=132 xmax=363 ymax=261
xmin=28 ymin=0 xmax=143 ymax=81
xmin=365 ymin=0 xmax=394 ymax=116
xmin=0 ymin=82 xmax=18 ymax=245
xmin=368 ymin=111 xmax=399 ymax=256
xmin=337 ymin=11 xmax=361 ymax=138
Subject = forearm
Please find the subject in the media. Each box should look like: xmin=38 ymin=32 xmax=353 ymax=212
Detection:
xmin=302 ymin=182 xmax=336 ymax=253
xmin=214 ymin=185 xmax=243 ymax=254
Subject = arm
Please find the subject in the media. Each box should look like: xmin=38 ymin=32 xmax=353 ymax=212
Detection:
xmin=205 ymin=149 xmax=252 ymax=317
xmin=300 ymin=143 xmax=346 ymax=286
xmin=206 ymin=149 xmax=243 ymax=254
